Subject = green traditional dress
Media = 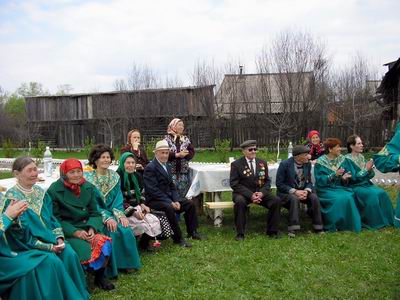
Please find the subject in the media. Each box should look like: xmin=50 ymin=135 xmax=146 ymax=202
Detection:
xmin=315 ymin=155 xmax=362 ymax=232
xmin=0 ymin=206 xmax=87 ymax=300
xmin=47 ymin=179 xmax=111 ymax=265
xmin=344 ymin=153 xmax=394 ymax=229
xmin=85 ymin=169 xmax=141 ymax=276
xmin=3 ymin=184 xmax=89 ymax=299
xmin=373 ymin=121 xmax=400 ymax=228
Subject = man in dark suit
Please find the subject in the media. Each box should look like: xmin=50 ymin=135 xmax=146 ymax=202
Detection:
xmin=276 ymin=145 xmax=323 ymax=237
xmin=230 ymin=140 xmax=281 ymax=240
xmin=144 ymin=140 xmax=202 ymax=248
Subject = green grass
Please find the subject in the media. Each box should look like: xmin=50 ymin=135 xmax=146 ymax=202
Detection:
xmin=90 ymin=188 xmax=399 ymax=300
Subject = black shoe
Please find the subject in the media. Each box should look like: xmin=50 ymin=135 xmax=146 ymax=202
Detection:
xmin=174 ymin=239 xmax=192 ymax=248
xmin=267 ymin=232 xmax=280 ymax=239
xmin=95 ymin=276 xmax=115 ymax=291
xmin=235 ymin=234 xmax=245 ymax=241
xmin=188 ymin=231 xmax=206 ymax=240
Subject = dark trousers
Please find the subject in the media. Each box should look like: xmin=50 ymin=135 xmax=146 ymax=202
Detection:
xmin=147 ymin=199 xmax=198 ymax=242
xmin=233 ymin=192 xmax=281 ymax=235
xmin=280 ymin=192 xmax=323 ymax=231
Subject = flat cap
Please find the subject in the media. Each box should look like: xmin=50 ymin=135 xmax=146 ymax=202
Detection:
xmin=240 ymin=140 xmax=257 ymax=149
xmin=292 ymin=145 xmax=309 ymax=156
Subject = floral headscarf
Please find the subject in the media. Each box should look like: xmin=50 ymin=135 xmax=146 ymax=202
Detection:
xmin=167 ymin=118 xmax=185 ymax=142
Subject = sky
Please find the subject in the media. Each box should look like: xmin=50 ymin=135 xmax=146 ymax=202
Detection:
xmin=0 ymin=0 xmax=399 ymax=94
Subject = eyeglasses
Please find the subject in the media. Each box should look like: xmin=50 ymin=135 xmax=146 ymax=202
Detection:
xmin=247 ymin=147 xmax=257 ymax=152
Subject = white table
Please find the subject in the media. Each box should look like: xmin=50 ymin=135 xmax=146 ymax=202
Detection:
xmin=187 ymin=162 xmax=279 ymax=226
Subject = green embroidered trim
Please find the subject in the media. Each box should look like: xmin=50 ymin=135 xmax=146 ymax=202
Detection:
xmin=112 ymin=208 xmax=125 ymax=220
xmin=34 ymin=240 xmax=52 ymax=251
xmin=5 ymin=186 xmax=45 ymax=216
xmin=345 ymin=153 xmax=366 ymax=170
xmin=85 ymin=170 xmax=119 ymax=198
xmin=377 ymin=146 xmax=389 ymax=156
xmin=52 ymin=227 xmax=64 ymax=239
xmin=316 ymin=155 xmax=346 ymax=172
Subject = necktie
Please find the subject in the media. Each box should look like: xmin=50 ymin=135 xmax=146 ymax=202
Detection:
xmin=249 ymin=160 xmax=255 ymax=174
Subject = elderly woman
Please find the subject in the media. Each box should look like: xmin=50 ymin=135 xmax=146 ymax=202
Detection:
xmin=120 ymin=129 xmax=149 ymax=173
xmin=305 ymin=130 xmax=325 ymax=161
xmin=314 ymin=138 xmax=362 ymax=232
xmin=3 ymin=157 xmax=89 ymax=299
xmin=164 ymin=118 xmax=195 ymax=198
xmin=373 ymin=121 xmax=400 ymax=228
xmin=0 ymin=197 xmax=86 ymax=300
xmin=117 ymin=152 xmax=163 ymax=251
xmin=344 ymin=135 xmax=394 ymax=229
xmin=47 ymin=158 xmax=115 ymax=290
xmin=85 ymin=144 xmax=141 ymax=276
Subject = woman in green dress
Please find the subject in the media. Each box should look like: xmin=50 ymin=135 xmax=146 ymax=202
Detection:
xmin=314 ymin=138 xmax=362 ymax=232
xmin=3 ymin=157 xmax=89 ymax=299
xmin=0 ymin=197 xmax=86 ymax=300
xmin=373 ymin=121 xmax=400 ymax=228
xmin=47 ymin=158 xmax=115 ymax=291
xmin=85 ymin=144 xmax=141 ymax=277
xmin=344 ymin=135 xmax=394 ymax=229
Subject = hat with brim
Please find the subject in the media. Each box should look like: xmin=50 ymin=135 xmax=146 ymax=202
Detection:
xmin=154 ymin=140 xmax=170 ymax=152
xmin=240 ymin=140 xmax=257 ymax=149
xmin=292 ymin=145 xmax=309 ymax=157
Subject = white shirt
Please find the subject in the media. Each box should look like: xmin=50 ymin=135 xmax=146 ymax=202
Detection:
xmin=246 ymin=158 xmax=256 ymax=174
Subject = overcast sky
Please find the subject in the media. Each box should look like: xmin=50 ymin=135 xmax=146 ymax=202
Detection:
xmin=0 ymin=0 xmax=399 ymax=94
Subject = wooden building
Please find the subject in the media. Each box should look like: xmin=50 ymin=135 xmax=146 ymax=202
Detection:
xmin=26 ymin=85 xmax=215 ymax=148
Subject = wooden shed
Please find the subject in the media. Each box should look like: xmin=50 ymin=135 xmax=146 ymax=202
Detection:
xmin=26 ymin=85 xmax=215 ymax=148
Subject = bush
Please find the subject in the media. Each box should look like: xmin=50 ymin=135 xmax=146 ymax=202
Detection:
xmin=83 ymin=137 xmax=95 ymax=158
xmin=30 ymin=141 xmax=46 ymax=165
xmin=214 ymin=138 xmax=231 ymax=162
xmin=144 ymin=137 xmax=159 ymax=160
xmin=2 ymin=139 xmax=15 ymax=158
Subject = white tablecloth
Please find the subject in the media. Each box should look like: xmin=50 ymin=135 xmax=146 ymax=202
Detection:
xmin=186 ymin=162 xmax=280 ymax=198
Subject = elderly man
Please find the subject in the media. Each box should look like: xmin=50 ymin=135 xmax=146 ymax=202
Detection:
xmin=143 ymin=140 xmax=202 ymax=248
xmin=230 ymin=140 xmax=281 ymax=240
xmin=276 ymin=145 xmax=323 ymax=237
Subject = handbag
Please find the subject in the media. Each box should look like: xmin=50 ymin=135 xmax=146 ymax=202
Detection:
xmin=151 ymin=209 xmax=174 ymax=240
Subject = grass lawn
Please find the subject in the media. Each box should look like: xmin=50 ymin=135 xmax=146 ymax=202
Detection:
xmin=90 ymin=187 xmax=399 ymax=300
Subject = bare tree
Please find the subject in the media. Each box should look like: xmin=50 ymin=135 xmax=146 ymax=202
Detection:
xmin=113 ymin=79 xmax=128 ymax=91
xmin=126 ymin=62 xmax=161 ymax=90
xmin=56 ymin=84 xmax=74 ymax=95
xmin=330 ymin=53 xmax=382 ymax=134
xmin=255 ymin=30 xmax=329 ymax=155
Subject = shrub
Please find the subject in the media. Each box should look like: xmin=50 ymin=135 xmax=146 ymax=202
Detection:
xmin=2 ymin=139 xmax=15 ymax=158
xmin=214 ymin=138 xmax=231 ymax=162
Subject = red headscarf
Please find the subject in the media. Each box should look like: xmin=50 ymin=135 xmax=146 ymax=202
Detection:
xmin=306 ymin=130 xmax=324 ymax=159
xmin=307 ymin=130 xmax=320 ymax=140
xmin=60 ymin=159 xmax=86 ymax=197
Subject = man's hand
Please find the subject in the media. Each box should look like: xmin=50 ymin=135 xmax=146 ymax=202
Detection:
xmin=171 ymin=201 xmax=181 ymax=211
xmin=251 ymin=193 xmax=262 ymax=204
xmin=294 ymin=190 xmax=308 ymax=201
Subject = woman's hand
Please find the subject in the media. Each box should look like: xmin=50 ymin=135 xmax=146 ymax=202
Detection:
xmin=73 ymin=230 xmax=89 ymax=240
xmin=119 ymin=217 xmax=129 ymax=227
xmin=141 ymin=204 xmax=150 ymax=214
xmin=136 ymin=163 xmax=144 ymax=170
xmin=336 ymin=168 xmax=345 ymax=177
xmin=87 ymin=228 xmax=95 ymax=242
xmin=365 ymin=159 xmax=374 ymax=171
xmin=106 ymin=218 xmax=118 ymax=232
xmin=342 ymin=173 xmax=352 ymax=181
xmin=5 ymin=200 xmax=28 ymax=220
xmin=133 ymin=210 xmax=144 ymax=220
